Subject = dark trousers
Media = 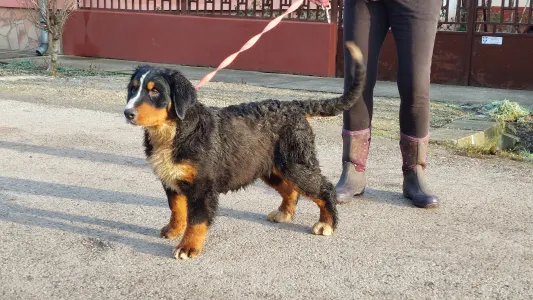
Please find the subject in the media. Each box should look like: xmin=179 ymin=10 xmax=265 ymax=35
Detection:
xmin=342 ymin=0 xmax=441 ymax=138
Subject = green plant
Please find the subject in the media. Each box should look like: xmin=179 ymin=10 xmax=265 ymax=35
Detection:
xmin=235 ymin=0 xmax=259 ymax=17
xmin=2 ymin=59 xmax=40 ymax=70
xmin=484 ymin=100 xmax=530 ymax=122
xmin=0 ymin=59 xmax=122 ymax=77
xmin=293 ymin=8 xmax=327 ymax=21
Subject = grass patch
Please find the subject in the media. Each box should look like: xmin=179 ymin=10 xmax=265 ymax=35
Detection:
xmin=452 ymin=144 xmax=533 ymax=163
xmin=429 ymin=101 xmax=471 ymax=128
xmin=0 ymin=58 xmax=123 ymax=77
xmin=483 ymin=100 xmax=530 ymax=122
xmin=368 ymin=99 xmax=469 ymax=140
xmin=458 ymin=100 xmax=533 ymax=162
xmin=462 ymin=100 xmax=532 ymax=122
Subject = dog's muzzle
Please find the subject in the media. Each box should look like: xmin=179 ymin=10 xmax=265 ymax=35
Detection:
xmin=124 ymin=108 xmax=137 ymax=123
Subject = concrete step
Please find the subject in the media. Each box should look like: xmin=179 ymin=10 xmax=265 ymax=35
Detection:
xmin=431 ymin=119 xmax=502 ymax=148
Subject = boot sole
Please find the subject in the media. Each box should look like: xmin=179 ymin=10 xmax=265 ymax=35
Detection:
xmin=336 ymin=188 xmax=365 ymax=204
xmin=403 ymin=192 xmax=439 ymax=209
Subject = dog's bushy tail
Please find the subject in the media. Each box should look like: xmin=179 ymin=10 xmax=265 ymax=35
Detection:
xmin=295 ymin=41 xmax=366 ymax=118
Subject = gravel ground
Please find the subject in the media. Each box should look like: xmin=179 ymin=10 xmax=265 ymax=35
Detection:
xmin=1 ymin=73 xmax=532 ymax=300
xmin=0 ymin=72 xmax=467 ymax=138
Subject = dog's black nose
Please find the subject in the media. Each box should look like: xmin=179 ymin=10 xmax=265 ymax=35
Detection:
xmin=124 ymin=108 xmax=137 ymax=120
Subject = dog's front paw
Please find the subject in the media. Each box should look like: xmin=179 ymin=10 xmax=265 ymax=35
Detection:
xmin=311 ymin=222 xmax=334 ymax=236
xmin=173 ymin=223 xmax=207 ymax=260
xmin=173 ymin=244 xmax=202 ymax=260
xmin=160 ymin=223 xmax=185 ymax=240
xmin=267 ymin=210 xmax=293 ymax=223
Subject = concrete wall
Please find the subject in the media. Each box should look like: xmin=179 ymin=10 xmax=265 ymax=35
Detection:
xmin=62 ymin=10 xmax=338 ymax=77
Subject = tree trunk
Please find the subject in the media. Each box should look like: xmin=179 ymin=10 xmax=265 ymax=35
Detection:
xmin=50 ymin=37 xmax=60 ymax=77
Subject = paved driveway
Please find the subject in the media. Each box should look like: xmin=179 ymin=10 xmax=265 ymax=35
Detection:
xmin=0 ymin=79 xmax=532 ymax=299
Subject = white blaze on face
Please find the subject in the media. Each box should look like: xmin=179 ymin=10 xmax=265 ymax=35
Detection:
xmin=125 ymin=70 xmax=150 ymax=110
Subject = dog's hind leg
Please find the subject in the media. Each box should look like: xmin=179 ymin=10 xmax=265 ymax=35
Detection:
xmin=284 ymin=166 xmax=338 ymax=236
xmin=274 ymin=124 xmax=338 ymax=235
xmin=305 ymin=179 xmax=338 ymax=236
xmin=262 ymin=172 xmax=300 ymax=223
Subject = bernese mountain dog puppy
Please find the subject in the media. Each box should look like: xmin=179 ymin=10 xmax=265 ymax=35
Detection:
xmin=123 ymin=41 xmax=366 ymax=259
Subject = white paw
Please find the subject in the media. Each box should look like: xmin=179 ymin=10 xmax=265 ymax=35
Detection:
xmin=267 ymin=210 xmax=293 ymax=223
xmin=312 ymin=222 xmax=333 ymax=236
xmin=173 ymin=246 xmax=201 ymax=260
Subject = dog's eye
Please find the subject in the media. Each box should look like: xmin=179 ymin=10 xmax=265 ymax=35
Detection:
xmin=149 ymin=89 xmax=160 ymax=98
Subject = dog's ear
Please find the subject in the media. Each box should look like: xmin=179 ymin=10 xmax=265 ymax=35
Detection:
xmin=169 ymin=71 xmax=197 ymax=120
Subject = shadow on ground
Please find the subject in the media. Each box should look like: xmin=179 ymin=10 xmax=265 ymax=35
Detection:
xmin=0 ymin=140 xmax=147 ymax=168
xmin=358 ymin=188 xmax=412 ymax=208
xmin=0 ymin=176 xmax=315 ymax=257
xmin=0 ymin=140 xmax=413 ymax=258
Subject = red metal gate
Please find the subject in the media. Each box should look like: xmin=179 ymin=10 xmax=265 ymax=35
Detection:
xmin=334 ymin=0 xmax=533 ymax=91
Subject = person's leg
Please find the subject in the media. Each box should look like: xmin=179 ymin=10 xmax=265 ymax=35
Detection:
xmin=336 ymin=0 xmax=389 ymax=203
xmin=385 ymin=0 xmax=441 ymax=208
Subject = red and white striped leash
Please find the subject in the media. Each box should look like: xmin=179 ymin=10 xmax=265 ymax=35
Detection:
xmin=194 ymin=0 xmax=331 ymax=90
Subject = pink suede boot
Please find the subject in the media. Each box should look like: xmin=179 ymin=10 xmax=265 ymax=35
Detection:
xmin=335 ymin=128 xmax=371 ymax=204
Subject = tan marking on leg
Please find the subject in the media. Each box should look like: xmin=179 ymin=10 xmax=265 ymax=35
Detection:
xmin=309 ymin=197 xmax=334 ymax=226
xmin=263 ymin=173 xmax=299 ymax=223
xmin=270 ymin=169 xmax=335 ymax=235
xmin=267 ymin=187 xmax=298 ymax=223
xmin=174 ymin=222 xmax=208 ymax=260
xmin=160 ymin=194 xmax=187 ymax=239
xmin=136 ymin=102 xmax=169 ymax=127
xmin=301 ymin=195 xmax=335 ymax=236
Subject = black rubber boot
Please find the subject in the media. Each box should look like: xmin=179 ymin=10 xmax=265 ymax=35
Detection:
xmin=335 ymin=128 xmax=371 ymax=204
xmin=400 ymin=133 xmax=439 ymax=208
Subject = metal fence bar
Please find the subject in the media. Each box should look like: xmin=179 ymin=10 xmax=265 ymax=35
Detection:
xmin=527 ymin=0 xmax=533 ymax=24
xmin=444 ymin=0 xmax=450 ymax=22
xmin=78 ymin=0 xmax=533 ymax=28
xmin=487 ymin=0 xmax=492 ymax=31
xmin=330 ymin=0 xmax=338 ymax=23
xmin=465 ymin=0 xmax=476 ymax=85
xmin=73 ymin=0 xmax=330 ymax=23
xmin=513 ymin=0 xmax=520 ymax=25
xmin=472 ymin=0 xmax=533 ymax=33
xmin=493 ymin=0 xmax=500 ymax=32
xmin=72 ymin=0 xmax=310 ymax=23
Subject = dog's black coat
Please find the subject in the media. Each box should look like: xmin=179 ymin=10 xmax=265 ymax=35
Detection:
xmin=126 ymin=43 xmax=366 ymax=258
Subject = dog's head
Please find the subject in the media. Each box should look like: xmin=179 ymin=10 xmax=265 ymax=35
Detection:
xmin=123 ymin=65 xmax=197 ymax=127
